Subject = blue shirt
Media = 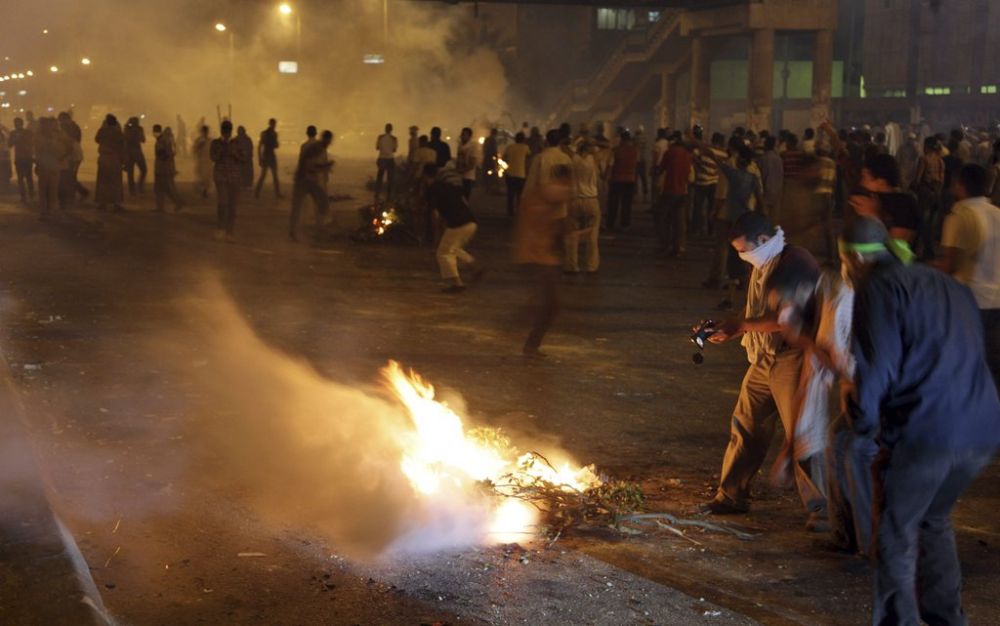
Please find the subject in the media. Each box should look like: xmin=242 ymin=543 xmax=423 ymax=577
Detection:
xmin=849 ymin=259 xmax=1000 ymax=450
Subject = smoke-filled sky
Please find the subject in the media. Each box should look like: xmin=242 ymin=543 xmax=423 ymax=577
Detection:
xmin=0 ymin=0 xmax=511 ymax=153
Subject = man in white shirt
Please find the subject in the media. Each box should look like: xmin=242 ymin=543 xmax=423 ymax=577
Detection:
xmin=565 ymin=141 xmax=601 ymax=273
xmin=375 ymin=122 xmax=397 ymax=201
xmin=939 ymin=164 xmax=1000 ymax=388
xmin=456 ymin=127 xmax=479 ymax=200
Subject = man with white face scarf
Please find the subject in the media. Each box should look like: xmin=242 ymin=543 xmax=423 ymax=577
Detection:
xmin=700 ymin=212 xmax=827 ymax=530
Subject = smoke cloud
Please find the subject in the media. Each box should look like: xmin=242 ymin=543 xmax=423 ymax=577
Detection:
xmin=3 ymin=0 xmax=510 ymax=155
xmin=162 ymin=281 xmax=496 ymax=557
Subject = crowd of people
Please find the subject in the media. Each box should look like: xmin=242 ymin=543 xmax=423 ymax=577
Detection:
xmin=1 ymin=107 xmax=999 ymax=623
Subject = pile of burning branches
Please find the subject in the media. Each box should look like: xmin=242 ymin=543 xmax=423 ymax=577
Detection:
xmin=480 ymin=451 xmax=645 ymax=536
xmin=351 ymin=202 xmax=419 ymax=244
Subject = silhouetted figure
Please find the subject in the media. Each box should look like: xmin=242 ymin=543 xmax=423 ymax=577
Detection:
xmin=175 ymin=115 xmax=188 ymax=157
xmin=9 ymin=117 xmax=34 ymax=202
xmin=94 ymin=114 xmax=126 ymax=212
xmin=153 ymin=124 xmax=184 ymax=212
xmin=290 ymin=130 xmax=334 ymax=242
xmin=192 ymin=125 xmax=213 ymax=198
xmin=34 ymin=117 xmax=72 ymax=218
xmin=254 ymin=118 xmax=281 ymax=198
xmin=210 ymin=120 xmax=246 ymax=241
xmin=429 ymin=127 xmax=451 ymax=168
xmin=58 ymin=111 xmax=88 ymax=203
xmin=375 ymin=122 xmax=397 ymax=201
xmin=236 ymin=125 xmax=254 ymax=188
xmin=123 ymin=116 xmax=147 ymax=195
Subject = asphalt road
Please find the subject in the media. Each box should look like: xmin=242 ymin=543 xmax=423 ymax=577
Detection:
xmin=0 ymin=157 xmax=997 ymax=625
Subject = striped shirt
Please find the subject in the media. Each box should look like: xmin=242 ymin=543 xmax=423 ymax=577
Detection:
xmin=694 ymin=147 xmax=724 ymax=186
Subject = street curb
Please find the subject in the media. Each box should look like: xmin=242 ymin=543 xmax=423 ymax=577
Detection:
xmin=0 ymin=346 xmax=115 ymax=625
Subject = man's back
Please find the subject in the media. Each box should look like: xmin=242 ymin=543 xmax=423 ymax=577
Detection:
xmin=661 ymin=145 xmax=691 ymax=196
xmin=852 ymin=261 xmax=1000 ymax=449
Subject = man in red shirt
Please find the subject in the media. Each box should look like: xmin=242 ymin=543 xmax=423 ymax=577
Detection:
xmin=655 ymin=131 xmax=693 ymax=257
xmin=606 ymin=130 xmax=639 ymax=231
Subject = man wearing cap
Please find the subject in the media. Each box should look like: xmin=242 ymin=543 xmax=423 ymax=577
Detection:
xmin=841 ymin=215 xmax=1000 ymax=625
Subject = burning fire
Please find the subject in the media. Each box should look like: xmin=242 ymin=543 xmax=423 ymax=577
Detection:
xmin=488 ymin=157 xmax=509 ymax=179
xmin=383 ymin=361 xmax=601 ymax=542
xmin=372 ymin=207 xmax=399 ymax=236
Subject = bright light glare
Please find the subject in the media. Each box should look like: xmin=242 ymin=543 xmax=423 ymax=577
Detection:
xmin=25 ymin=70 xmax=33 ymax=76
xmin=17 ymin=73 xmax=24 ymax=79
xmin=49 ymin=66 xmax=58 ymax=73
xmin=214 ymin=22 xmax=227 ymax=32
xmin=279 ymin=3 xmax=293 ymax=15
xmin=81 ymin=57 xmax=91 ymax=66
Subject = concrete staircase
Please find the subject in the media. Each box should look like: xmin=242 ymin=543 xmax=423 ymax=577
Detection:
xmin=548 ymin=10 xmax=685 ymax=125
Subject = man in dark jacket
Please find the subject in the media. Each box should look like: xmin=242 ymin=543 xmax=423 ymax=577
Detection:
xmin=842 ymin=215 xmax=1000 ymax=626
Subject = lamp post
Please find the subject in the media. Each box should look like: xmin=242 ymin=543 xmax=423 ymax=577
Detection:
xmin=278 ymin=3 xmax=302 ymax=66
xmin=215 ymin=23 xmax=234 ymax=114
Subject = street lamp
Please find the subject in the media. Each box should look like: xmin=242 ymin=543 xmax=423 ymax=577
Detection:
xmin=49 ymin=65 xmax=58 ymax=73
xmin=277 ymin=3 xmax=302 ymax=65
xmin=81 ymin=57 xmax=91 ymax=66
xmin=215 ymin=22 xmax=227 ymax=32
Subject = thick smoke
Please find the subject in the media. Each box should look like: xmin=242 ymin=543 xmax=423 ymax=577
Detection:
xmin=162 ymin=282 xmax=494 ymax=557
xmin=3 ymin=0 xmax=510 ymax=154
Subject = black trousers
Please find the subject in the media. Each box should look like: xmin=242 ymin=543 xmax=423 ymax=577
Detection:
xmin=255 ymin=156 xmax=281 ymax=197
xmin=216 ymin=181 xmax=240 ymax=234
xmin=375 ymin=158 xmax=395 ymax=199
xmin=523 ymin=264 xmax=559 ymax=351
xmin=506 ymin=176 xmax=525 ymax=216
xmin=126 ymin=154 xmax=148 ymax=194
xmin=873 ymin=443 xmax=995 ymax=626
xmin=606 ymin=181 xmax=636 ymax=229
xmin=290 ymin=180 xmax=329 ymax=238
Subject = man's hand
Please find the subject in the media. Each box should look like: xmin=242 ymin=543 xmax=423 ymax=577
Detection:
xmin=707 ymin=317 xmax=742 ymax=343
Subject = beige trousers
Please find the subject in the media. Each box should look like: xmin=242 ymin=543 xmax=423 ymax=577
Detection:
xmin=436 ymin=222 xmax=477 ymax=282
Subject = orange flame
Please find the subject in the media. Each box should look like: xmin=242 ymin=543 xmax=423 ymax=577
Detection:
xmin=383 ymin=361 xmax=600 ymax=542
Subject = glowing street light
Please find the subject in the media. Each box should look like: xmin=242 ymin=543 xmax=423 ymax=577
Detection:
xmin=214 ymin=22 xmax=227 ymax=32
xmin=49 ymin=65 xmax=58 ymax=73
xmin=25 ymin=70 xmax=33 ymax=76
xmin=17 ymin=73 xmax=24 ymax=78
xmin=81 ymin=57 xmax=91 ymax=66
xmin=279 ymin=2 xmax=293 ymax=15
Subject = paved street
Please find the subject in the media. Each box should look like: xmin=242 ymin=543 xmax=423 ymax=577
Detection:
xmin=1 ymin=157 xmax=998 ymax=625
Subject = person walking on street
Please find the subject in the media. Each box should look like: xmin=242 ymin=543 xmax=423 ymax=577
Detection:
xmin=841 ymin=215 xmax=1000 ymax=626
xmin=123 ymin=116 xmax=147 ymax=195
xmin=33 ymin=117 xmax=70 ymax=219
xmin=456 ymin=128 xmax=479 ymax=201
xmin=210 ymin=120 xmax=247 ymax=242
xmin=429 ymin=127 xmax=452 ymax=168
xmin=606 ymin=130 xmax=639 ymax=231
xmin=424 ymin=164 xmax=482 ymax=293
xmin=375 ymin=123 xmax=398 ymax=201
xmin=515 ymin=164 xmax=573 ymax=358
xmin=289 ymin=130 xmax=334 ymax=243
xmin=254 ymin=118 xmax=282 ymax=199
xmin=502 ymin=132 xmax=530 ymax=216
xmin=655 ymin=131 xmax=692 ymax=257
xmin=9 ymin=117 xmax=34 ymax=203
xmin=564 ymin=140 xmax=601 ymax=274
xmin=192 ymin=125 xmax=213 ymax=199
xmin=153 ymin=125 xmax=184 ymax=212
xmin=235 ymin=126 xmax=254 ymax=190
xmin=94 ymin=114 xmax=126 ymax=212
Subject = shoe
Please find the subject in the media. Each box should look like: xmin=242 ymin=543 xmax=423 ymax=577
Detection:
xmin=225 ymin=234 xmax=236 ymax=243
xmin=214 ymin=229 xmax=225 ymax=241
xmin=289 ymin=232 xmax=299 ymax=242
xmin=699 ymin=497 xmax=749 ymax=515
xmin=563 ymin=269 xmax=580 ymax=275
xmin=441 ymin=285 xmax=466 ymax=294
xmin=522 ymin=347 xmax=548 ymax=359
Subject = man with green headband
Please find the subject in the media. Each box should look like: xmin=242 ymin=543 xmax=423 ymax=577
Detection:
xmin=841 ymin=215 xmax=1000 ymax=625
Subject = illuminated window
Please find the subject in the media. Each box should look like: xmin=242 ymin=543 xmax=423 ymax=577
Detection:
xmin=648 ymin=10 xmax=661 ymax=23
xmin=597 ymin=8 xmax=636 ymax=30
xmin=924 ymin=87 xmax=951 ymax=95
xmin=981 ymin=85 xmax=998 ymax=94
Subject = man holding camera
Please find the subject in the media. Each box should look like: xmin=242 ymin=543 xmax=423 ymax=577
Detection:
xmin=700 ymin=212 xmax=827 ymax=529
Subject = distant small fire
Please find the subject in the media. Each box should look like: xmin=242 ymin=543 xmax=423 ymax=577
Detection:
xmin=384 ymin=361 xmax=601 ymax=541
xmin=373 ymin=207 xmax=399 ymax=236
xmin=488 ymin=157 xmax=509 ymax=179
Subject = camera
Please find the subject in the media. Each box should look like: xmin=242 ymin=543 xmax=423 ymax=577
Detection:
xmin=690 ymin=319 xmax=717 ymax=364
